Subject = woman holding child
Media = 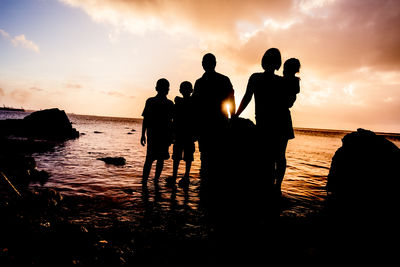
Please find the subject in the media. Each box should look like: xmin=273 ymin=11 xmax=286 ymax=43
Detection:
xmin=234 ymin=48 xmax=300 ymax=195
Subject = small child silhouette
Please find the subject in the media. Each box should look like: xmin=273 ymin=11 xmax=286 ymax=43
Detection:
xmin=141 ymin=78 xmax=174 ymax=186
xmin=283 ymin=58 xmax=301 ymax=108
xmin=273 ymin=57 xmax=301 ymax=193
xmin=166 ymin=81 xmax=195 ymax=188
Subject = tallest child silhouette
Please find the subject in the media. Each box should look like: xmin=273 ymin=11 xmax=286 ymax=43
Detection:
xmin=141 ymin=78 xmax=174 ymax=187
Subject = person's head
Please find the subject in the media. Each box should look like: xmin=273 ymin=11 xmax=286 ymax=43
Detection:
xmin=283 ymin=58 xmax=301 ymax=76
xmin=179 ymin=81 xmax=193 ymax=98
xmin=155 ymin=78 xmax=170 ymax=96
xmin=202 ymin=53 xmax=216 ymax=72
xmin=261 ymin=48 xmax=282 ymax=71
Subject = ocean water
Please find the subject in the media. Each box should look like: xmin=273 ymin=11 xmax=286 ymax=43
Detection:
xmin=2 ymin=110 xmax=399 ymax=222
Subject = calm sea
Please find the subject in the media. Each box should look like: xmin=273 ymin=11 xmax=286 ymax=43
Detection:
xmin=1 ymin=110 xmax=399 ymax=221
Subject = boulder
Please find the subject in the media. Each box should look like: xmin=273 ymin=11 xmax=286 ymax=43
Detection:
xmin=97 ymin=157 xmax=126 ymax=166
xmin=327 ymin=128 xmax=400 ymax=211
xmin=0 ymin=108 xmax=79 ymax=140
xmin=0 ymin=154 xmax=50 ymax=189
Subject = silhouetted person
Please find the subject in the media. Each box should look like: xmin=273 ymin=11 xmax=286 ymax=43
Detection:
xmin=272 ymin=58 xmax=301 ymax=192
xmin=234 ymin=48 xmax=291 ymax=194
xmin=192 ymin=53 xmax=235 ymax=180
xmin=141 ymin=78 xmax=174 ymax=187
xmin=166 ymin=81 xmax=195 ymax=188
xmin=283 ymin=58 xmax=301 ymax=108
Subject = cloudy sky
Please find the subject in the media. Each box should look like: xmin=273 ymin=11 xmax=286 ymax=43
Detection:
xmin=1 ymin=0 xmax=399 ymax=132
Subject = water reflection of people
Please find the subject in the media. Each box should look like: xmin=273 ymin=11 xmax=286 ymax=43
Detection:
xmin=192 ymin=53 xmax=235 ymax=181
xmin=141 ymin=78 xmax=174 ymax=187
xmin=234 ymin=48 xmax=299 ymax=194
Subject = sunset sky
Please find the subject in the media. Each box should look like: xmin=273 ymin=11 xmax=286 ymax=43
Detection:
xmin=1 ymin=0 xmax=399 ymax=132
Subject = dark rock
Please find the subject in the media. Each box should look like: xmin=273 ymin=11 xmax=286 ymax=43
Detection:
xmin=94 ymin=131 xmax=103 ymax=134
xmin=0 ymin=108 xmax=79 ymax=140
xmin=0 ymin=154 xmax=50 ymax=188
xmin=200 ymin=118 xmax=263 ymax=221
xmin=327 ymin=128 xmax=400 ymax=212
xmin=97 ymin=157 xmax=126 ymax=166
xmin=0 ymin=136 xmax=58 ymax=154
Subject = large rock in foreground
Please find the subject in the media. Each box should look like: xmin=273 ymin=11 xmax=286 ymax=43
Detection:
xmin=327 ymin=128 xmax=400 ymax=210
xmin=0 ymin=108 xmax=79 ymax=140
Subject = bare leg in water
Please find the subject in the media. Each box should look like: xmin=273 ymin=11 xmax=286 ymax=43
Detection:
xmin=274 ymin=139 xmax=288 ymax=194
xmin=154 ymin=159 xmax=164 ymax=182
xmin=172 ymin=159 xmax=180 ymax=180
xmin=142 ymin=158 xmax=164 ymax=185
xmin=142 ymin=157 xmax=153 ymax=185
xmin=178 ymin=161 xmax=192 ymax=187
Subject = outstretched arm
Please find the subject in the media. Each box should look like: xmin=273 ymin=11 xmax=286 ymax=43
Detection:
xmin=234 ymin=77 xmax=254 ymax=118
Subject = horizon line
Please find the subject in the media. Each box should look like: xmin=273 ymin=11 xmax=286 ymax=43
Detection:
xmin=3 ymin=108 xmax=400 ymax=136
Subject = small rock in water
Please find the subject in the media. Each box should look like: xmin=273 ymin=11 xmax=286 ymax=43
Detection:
xmin=97 ymin=157 xmax=126 ymax=166
xmin=123 ymin=189 xmax=134 ymax=194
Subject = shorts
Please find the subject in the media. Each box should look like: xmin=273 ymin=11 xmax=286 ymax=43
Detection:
xmin=146 ymin=137 xmax=170 ymax=161
xmin=172 ymin=140 xmax=195 ymax=162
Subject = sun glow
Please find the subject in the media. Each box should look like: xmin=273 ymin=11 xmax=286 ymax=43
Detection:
xmin=226 ymin=103 xmax=231 ymax=119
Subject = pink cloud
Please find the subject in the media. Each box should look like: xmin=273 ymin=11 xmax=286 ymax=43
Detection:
xmin=65 ymin=83 xmax=83 ymax=89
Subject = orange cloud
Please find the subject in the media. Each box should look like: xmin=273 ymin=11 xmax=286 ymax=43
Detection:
xmin=104 ymin=90 xmax=135 ymax=99
xmin=61 ymin=0 xmax=291 ymax=34
xmin=58 ymin=0 xmax=400 ymax=132
xmin=60 ymin=0 xmax=400 ymax=74
xmin=30 ymin=86 xmax=44 ymax=92
xmin=65 ymin=83 xmax=83 ymax=89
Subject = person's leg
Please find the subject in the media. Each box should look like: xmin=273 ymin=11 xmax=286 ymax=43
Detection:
xmin=184 ymin=160 xmax=192 ymax=178
xmin=274 ymin=139 xmax=288 ymax=193
xmin=166 ymin=159 xmax=179 ymax=186
xmin=178 ymin=160 xmax=192 ymax=188
xmin=172 ymin=159 xmax=180 ymax=179
xmin=167 ymin=143 xmax=181 ymax=186
xmin=154 ymin=159 xmax=164 ymax=182
xmin=142 ymin=157 xmax=153 ymax=185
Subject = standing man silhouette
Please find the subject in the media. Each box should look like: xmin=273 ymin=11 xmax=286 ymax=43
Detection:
xmin=192 ymin=53 xmax=235 ymax=187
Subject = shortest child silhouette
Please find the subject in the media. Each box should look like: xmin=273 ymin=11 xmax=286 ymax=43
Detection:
xmin=166 ymin=81 xmax=195 ymax=188
xmin=273 ymin=57 xmax=301 ymax=194
xmin=283 ymin=58 xmax=301 ymax=108
xmin=141 ymin=78 xmax=174 ymax=187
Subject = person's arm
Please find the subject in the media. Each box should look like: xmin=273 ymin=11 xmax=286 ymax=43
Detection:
xmin=141 ymin=101 xmax=148 ymax=146
xmin=141 ymin=117 xmax=147 ymax=146
xmin=233 ymin=75 xmax=254 ymax=118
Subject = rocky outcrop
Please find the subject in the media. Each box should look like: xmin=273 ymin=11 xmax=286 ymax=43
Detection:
xmin=0 ymin=154 xmax=50 ymax=189
xmin=0 ymin=108 xmax=79 ymax=140
xmin=0 ymin=108 xmax=78 ymax=189
xmin=327 ymin=128 xmax=400 ymax=211
xmin=97 ymin=157 xmax=126 ymax=166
